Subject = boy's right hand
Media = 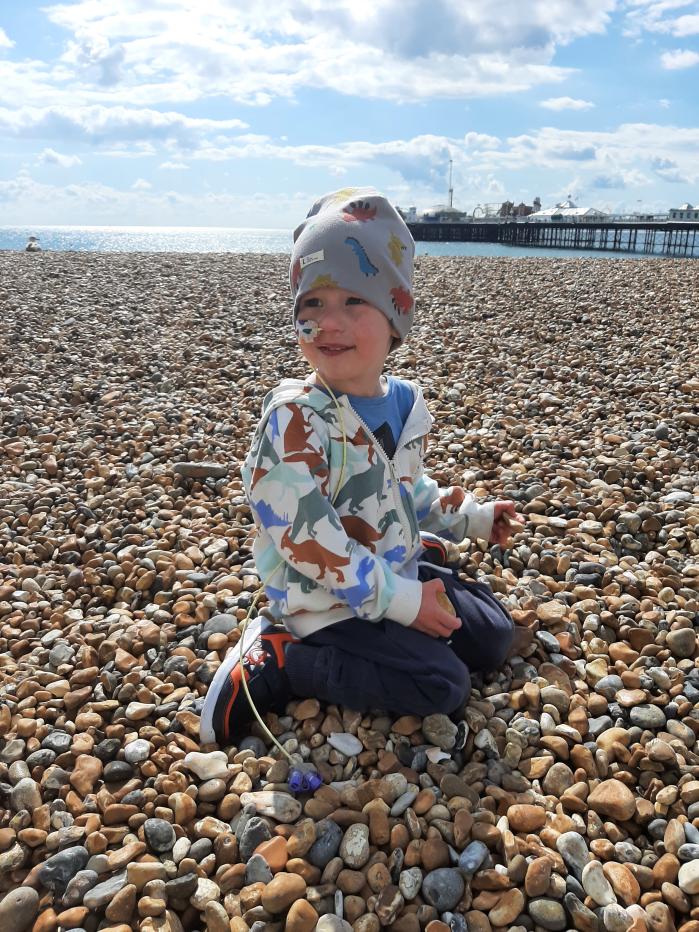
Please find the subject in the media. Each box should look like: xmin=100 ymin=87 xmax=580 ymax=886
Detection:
xmin=410 ymin=579 xmax=462 ymax=639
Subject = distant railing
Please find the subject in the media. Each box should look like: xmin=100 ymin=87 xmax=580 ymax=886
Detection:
xmin=406 ymin=218 xmax=699 ymax=255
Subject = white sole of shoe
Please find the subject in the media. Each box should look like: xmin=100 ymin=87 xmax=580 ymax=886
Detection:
xmin=199 ymin=615 xmax=270 ymax=745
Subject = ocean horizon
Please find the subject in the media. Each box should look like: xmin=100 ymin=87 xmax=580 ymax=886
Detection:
xmin=0 ymin=223 xmax=669 ymax=260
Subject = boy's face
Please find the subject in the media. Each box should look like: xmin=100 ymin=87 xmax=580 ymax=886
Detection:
xmin=296 ymin=286 xmax=398 ymax=397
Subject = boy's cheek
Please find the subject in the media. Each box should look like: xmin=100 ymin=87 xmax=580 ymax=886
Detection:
xmin=298 ymin=343 xmax=317 ymax=365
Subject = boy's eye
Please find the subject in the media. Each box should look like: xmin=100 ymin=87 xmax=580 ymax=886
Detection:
xmin=346 ymin=296 xmax=366 ymax=305
xmin=301 ymin=297 xmax=321 ymax=307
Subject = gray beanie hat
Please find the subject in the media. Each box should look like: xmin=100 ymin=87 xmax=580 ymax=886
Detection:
xmin=290 ymin=187 xmax=415 ymax=348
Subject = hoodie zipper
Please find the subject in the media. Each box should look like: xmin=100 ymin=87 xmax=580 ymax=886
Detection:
xmin=337 ymin=397 xmax=419 ymax=549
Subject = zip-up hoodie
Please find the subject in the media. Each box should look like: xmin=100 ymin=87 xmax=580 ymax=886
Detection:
xmin=241 ymin=377 xmax=495 ymax=638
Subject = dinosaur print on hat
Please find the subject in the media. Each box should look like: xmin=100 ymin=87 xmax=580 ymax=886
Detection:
xmin=343 ymin=200 xmax=378 ymax=223
xmin=388 ymin=233 xmax=407 ymax=266
xmin=344 ymin=236 xmax=379 ymax=277
xmin=390 ymin=286 xmax=413 ymax=315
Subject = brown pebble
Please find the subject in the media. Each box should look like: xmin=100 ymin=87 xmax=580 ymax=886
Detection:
xmin=105 ymin=884 xmax=137 ymax=923
xmin=525 ymin=856 xmax=552 ymax=897
xmin=285 ymin=898 xmax=319 ymax=932
xmin=261 ymin=872 xmax=307 ymax=912
xmin=488 ymin=887 xmax=524 ymax=926
xmin=507 ymin=804 xmax=546 ymax=832
xmin=253 ymin=835 xmax=288 ymax=872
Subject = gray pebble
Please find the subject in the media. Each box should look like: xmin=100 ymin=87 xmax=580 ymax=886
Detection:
xmin=308 ymin=818 xmax=343 ymax=868
xmin=556 ymin=832 xmax=589 ymax=881
xmin=528 ymin=897 xmax=567 ymax=931
xmin=238 ymin=816 xmax=272 ymax=862
xmin=421 ymin=867 xmax=464 ymax=912
xmin=38 ymin=846 xmax=89 ymax=894
xmin=82 ymin=870 xmax=128 ymax=910
xmin=143 ymin=818 xmax=176 ymax=852
xmin=62 ymin=869 xmax=99 ymax=908
xmin=629 ymin=705 xmax=666 ymax=729
xmin=245 ymin=853 xmax=273 ymax=884
xmin=390 ymin=789 xmax=419 ymax=817
xmin=458 ymin=840 xmax=489 ymax=876
xmin=678 ymin=843 xmax=699 ymax=861
xmin=0 ymin=887 xmax=40 ymax=932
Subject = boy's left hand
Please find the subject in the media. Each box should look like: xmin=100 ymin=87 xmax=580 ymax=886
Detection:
xmin=489 ymin=501 xmax=525 ymax=547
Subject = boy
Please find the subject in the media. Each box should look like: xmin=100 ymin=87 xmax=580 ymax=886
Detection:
xmin=200 ymin=188 xmax=521 ymax=746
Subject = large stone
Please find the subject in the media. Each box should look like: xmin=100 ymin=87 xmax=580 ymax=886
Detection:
xmin=339 ymin=824 xmax=370 ymax=868
xmin=239 ymin=791 xmax=302 ymax=823
xmin=10 ymin=778 xmax=42 ymax=813
xmin=285 ymin=898 xmax=318 ymax=932
xmin=183 ymin=751 xmax=229 ymax=780
xmin=421 ymin=868 xmax=464 ymax=912
xmin=0 ymin=887 xmax=40 ymax=932
xmin=38 ymin=846 xmax=90 ymax=894
xmin=667 ymin=628 xmax=696 ymax=658
xmin=327 ymin=733 xmax=363 ymax=756
xmin=422 ymin=714 xmax=458 ymax=750
xmin=556 ymin=832 xmax=590 ymax=881
xmin=83 ymin=870 xmax=128 ymax=909
xmin=507 ymin=804 xmax=546 ymax=832
xmin=587 ymin=779 xmax=636 ymax=821
xmin=489 ymin=888 xmax=525 ymax=926
xmin=144 ymin=818 xmax=176 ymax=852
xmin=582 ymin=859 xmax=617 ymax=906
xmin=527 ymin=897 xmax=567 ymax=931
xmin=260 ymin=872 xmax=307 ymax=912
xmin=308 ymin=819 xmax=343 ymax=868
xmin=678 ymin=860 xmax=699 ymax=895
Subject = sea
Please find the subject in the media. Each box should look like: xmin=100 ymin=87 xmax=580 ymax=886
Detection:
xmin=0 ymin=224 xmax=665 ymax=260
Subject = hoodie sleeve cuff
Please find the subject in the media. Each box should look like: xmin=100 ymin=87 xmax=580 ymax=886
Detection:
xmin=385 ymin=575 xmax=423 ymax=627
xmin=461 ymin=500 xmax=495 ymax=543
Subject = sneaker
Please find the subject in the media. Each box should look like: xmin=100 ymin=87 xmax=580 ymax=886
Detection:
xmin=419 ymin=532 xmax=460 ymax=568
xmin=199 ymin=617 xmax=296 ymax=745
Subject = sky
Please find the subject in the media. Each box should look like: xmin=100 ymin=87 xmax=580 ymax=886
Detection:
xmin=1 ymin=0 xmax=698 ymax=228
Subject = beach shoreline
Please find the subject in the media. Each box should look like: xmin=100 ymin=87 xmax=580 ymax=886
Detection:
xmin=1 ymin=252 xmax=698 ymax=930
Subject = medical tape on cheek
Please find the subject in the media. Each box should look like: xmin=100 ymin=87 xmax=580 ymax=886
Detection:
xmin=295 ymin=318 xmax=323 ymax=343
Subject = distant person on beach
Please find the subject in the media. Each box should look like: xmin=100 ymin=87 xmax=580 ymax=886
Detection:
xmin=200 ymin=188 xmax=524 ymax=745
xmin=25 ymin=236 xmax=41 ymax=252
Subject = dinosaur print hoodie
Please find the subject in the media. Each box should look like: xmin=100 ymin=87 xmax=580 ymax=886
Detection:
xmin=241 ymin=377 xmax=495 ymax=638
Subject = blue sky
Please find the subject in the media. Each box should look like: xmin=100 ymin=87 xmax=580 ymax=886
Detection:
xmin=1 ymin=0 xmax=698 ymax=227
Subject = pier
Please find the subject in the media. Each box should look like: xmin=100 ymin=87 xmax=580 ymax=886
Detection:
xmin=407 ymin=219 xmax=699 ymax=256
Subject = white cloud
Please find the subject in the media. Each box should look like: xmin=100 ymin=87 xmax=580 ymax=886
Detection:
xmin=659 ymin=97 xmax=671 ymax=107
xmin=651 ymin=155 xmax=689 ymax=181
xmin=131 ymin=178 xmax=151 ymax=190
xmin=37 ymin=147 xmax=82 ymax=167
xmin=34 ymin=0 xmax=619 ymax=106
xmin=0 ymin=105 xmax=248 ymax=146
xmin=159 ymin=160 xmax=188 ymax=170
xmin=540 ymin=96 xmax=595 ymax=110
xmin=0 ymin=168 xmax=312 ymax=225
xmin=660 ymin=47 xmax=699 ymax=67
xmin=171 ymin=122 xmax=699 ymax=193
xmin=0 ymin=27 xmax=14 ymax=50
xmin=625 ymin=1 xmax=699 ymax=37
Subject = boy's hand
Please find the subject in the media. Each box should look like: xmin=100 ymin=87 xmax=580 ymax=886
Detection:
xmin=410 ymin=578 xmax=462 ymax=639
xmin=489 ymin=501 xmax=525 ymax=547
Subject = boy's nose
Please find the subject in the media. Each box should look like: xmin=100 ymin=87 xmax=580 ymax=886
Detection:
xmin=318 ymin=306 xmax=344 ymax=331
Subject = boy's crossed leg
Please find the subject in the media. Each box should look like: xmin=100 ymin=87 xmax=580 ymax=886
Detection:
xmin=285 ymin=617 xmax=470 ymax=717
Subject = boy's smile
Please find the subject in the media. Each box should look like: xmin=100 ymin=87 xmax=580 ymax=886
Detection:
xmin=297 ymin=286 xmax=398 ymax=397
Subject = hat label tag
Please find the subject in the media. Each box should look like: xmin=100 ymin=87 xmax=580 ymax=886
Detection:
xmin=300 ymin=249 xmax=324 ymax=268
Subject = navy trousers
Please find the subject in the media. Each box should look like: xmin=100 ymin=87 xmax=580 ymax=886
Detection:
xmin=284 ymin=563 xmax=514 ymax=717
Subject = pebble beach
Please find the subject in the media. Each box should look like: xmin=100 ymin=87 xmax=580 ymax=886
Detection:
xmin=1 ymin=251 xmax=698 ymax=932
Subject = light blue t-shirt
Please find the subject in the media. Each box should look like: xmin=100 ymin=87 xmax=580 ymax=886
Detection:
xmin=345 ymin=376 xmax=415 ymax=459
